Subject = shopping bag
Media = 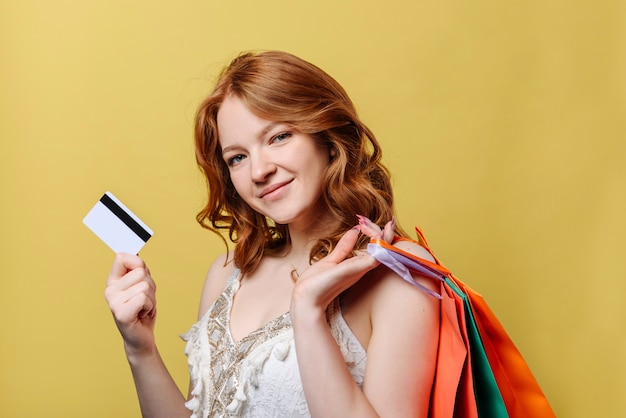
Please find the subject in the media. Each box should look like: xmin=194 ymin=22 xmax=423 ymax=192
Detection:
xmin=367 ymin=227 xmax=555 ymax=418
xmin=429 ymin=280 xmax=478 ymax=418
xmin=446 ymin=277 xmax=508 ymax=417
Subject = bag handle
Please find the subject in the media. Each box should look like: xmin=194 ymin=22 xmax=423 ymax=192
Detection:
xmin=368 ymin=237 xmax=451 ymax=299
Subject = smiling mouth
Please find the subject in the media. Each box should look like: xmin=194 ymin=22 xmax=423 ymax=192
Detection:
xmin=259 ymin=180 xmax=292 ymax=199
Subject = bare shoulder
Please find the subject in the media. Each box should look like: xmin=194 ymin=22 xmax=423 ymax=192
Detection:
xmin=392 ymin=238 xmax=436 ymax=263
xmin=342 ymin=239 xmax=440 ymax=349
xmin=356 ymin=239 xmax=441 ymax=414
xmin=369 ymin=239 xmax=439 ymax=314
xmin=197 ymin=251 xmax=235 ymax=320
xmin=366 ymin=238 xmax=436 ymax=294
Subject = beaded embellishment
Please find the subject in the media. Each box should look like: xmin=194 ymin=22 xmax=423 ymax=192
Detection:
xmin=183 ymin=271 xmax=293 ymax=417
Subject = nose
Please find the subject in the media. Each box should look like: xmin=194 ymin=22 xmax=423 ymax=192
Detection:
xmin=250 ymin=151 xmax=276 ymax=183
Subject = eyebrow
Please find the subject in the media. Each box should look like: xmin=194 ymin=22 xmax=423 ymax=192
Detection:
xmin=259 ymin=121 xmax=281 ymax=139
xmin=221 ymin=121 xmax=284 ymax=155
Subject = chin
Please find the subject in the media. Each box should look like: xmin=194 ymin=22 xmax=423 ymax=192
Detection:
xmin=267 ymin=215 xmax=296 ymax=226
xmin=264 ymin=212 xmax=305 ymax=227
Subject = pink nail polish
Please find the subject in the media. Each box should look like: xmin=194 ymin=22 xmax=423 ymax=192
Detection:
xmin=362 ymin=216 xmax=375 ymax=227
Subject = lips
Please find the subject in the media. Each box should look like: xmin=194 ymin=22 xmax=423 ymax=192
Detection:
xmin=259 ymin=180 xmax=293 ymax=199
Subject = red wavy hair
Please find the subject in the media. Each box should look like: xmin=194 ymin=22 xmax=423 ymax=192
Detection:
xmin=194 ymin=50 xmax=406 ymax=275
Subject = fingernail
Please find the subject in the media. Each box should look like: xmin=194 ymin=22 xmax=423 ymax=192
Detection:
xmin=391 ymin=215 xmax=396 ymax=227
xmin=351 ymin=225 xmax=361 ymax=233
xmin=357 ymin=214 xmax=375 ymax=227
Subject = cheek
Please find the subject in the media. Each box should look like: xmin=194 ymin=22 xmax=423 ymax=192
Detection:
xmin=308 ymin=149 xmax=332 ymax=176
xmin=228 ymin=171 xmax=248 ymax=197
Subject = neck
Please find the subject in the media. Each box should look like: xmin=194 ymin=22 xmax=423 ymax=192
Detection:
xmin=287 ymin=225 xmax=320 ymax=259
xmin=284 ymin=215 xmax=330 ymax=269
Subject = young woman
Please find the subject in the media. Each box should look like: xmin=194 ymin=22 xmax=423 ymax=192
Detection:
xmin=105 ymin=50 xmax=440 ymax=417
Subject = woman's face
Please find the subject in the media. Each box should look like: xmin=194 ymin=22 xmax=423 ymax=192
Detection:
xmin=217 ymin=95 xmax=331 ymax=229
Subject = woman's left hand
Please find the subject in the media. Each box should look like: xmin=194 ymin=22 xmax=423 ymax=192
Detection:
xmin=290 ymin=217 xmax=394 ymax=314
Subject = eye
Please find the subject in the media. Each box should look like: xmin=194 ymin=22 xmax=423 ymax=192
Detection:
xmin=226 ymin=154 xmax=246 ymax=167
xmin=271 ymin=132 xmax=292 ymax=143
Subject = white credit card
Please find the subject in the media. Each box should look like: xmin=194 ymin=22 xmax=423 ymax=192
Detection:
xmin=83 ymin=191 xmax=153 ymax=254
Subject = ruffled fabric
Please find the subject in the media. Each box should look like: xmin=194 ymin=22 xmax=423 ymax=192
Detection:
xmin=181 ymin=310 xmax=214 ymax=417
xmin=327 ymin=299 xmax=367 ymax=386
xmin=182 ymin=268 xmax=367 ymax=417
xmin=224 ymin=331 xmax=293 ymax=415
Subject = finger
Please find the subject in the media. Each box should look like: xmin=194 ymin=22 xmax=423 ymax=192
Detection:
xmin=133 ymin=286 xmax=156 ymax=319
xmin=357 ymin=215 xmax=382 ymax=238
xmin=340 ymin=251 xmax=379 ymax=274
xmin=382 ymin=217 xmax=395 ymax=243
xmin=108 ymin=253 xmax=146 ymax=284
xmin=109 ymin=281 xmax=156 ymax=321
xmin=124 ymin=267 xmax=156 ymax=289
xmin=120 ymin=280 xmax=155 ymax=306
xmin=114 ymin=291 xmax=156 ymax=324
xmin=134 ymin=291 xmax=156 ymax=320
xmin=139 ymin=305 xmax=157 ymax=320
xmin=324 ymin=226 xmax=361 ymax=263
xmin=105 ymin=268 xmax=156 ymax=308
xmin=323 ymin=252 xmax=380 ymax=295
xmin=107 ymin=266 xmax=155 ymax=296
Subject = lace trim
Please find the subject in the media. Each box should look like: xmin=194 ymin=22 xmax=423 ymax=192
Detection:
xmin=182 ymin=269 xmax=293 ymax=417
xmin=327 ymin=299 xmax=367 ymax=386
xmin=182 ymin=268 xmax=368 ymax=417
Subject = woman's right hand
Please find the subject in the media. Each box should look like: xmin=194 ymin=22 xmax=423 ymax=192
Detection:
xmin=290 ymin=217 xmax=395 ymax=315
xmin=104 ymin=253 xmax=157 ymax=357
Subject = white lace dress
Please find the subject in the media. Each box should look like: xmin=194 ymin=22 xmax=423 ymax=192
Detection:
xmin=182 ymin=268 xmax=367 ymax=417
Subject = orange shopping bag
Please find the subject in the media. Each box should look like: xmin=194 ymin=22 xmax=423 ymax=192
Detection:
xmin=368 ymin=228 xmax=555 ymax=418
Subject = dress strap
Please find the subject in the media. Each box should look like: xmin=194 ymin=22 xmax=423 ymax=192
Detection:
xmin=226 ymin=267 xmax=241 ymax=288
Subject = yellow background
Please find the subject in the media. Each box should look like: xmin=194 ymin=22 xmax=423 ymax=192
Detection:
xmin=1 ymin=1 xmax=624 ymax=416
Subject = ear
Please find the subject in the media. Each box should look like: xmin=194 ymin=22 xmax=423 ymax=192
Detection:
xmin=329 ymin=147 xmax=337 ymax=159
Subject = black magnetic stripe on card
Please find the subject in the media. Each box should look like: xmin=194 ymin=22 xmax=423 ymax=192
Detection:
xmin=99 ymin=194 xmax=151 ymax=242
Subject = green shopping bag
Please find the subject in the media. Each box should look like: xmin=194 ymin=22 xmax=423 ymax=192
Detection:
xmin=446 ymin=277 xmax=508 ymax=417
